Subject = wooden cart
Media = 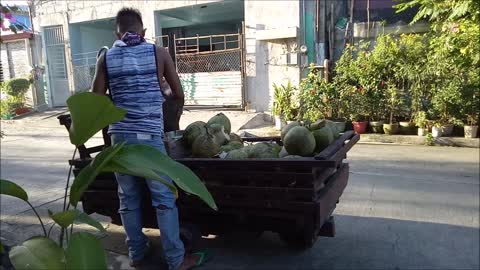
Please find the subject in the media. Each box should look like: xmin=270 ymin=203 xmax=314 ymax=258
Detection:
xmin=58 ymin=115 xmax=359 ymax=248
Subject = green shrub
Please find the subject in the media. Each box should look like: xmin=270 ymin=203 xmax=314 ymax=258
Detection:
xmin=4 ymin=78 xmax=31 ymax=97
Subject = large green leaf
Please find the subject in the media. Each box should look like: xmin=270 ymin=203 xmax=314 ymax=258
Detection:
xmin=75 ymin=211 xmax=106 ymax=232
xmin=9 ymin=237 xmax=65 ymax=270
xmin=70 ymin=143 xmax=125 ymax=207
xmin=49 ymin=209 xmax=77 ymax=228
xmin=67 ymin=92 xmax=126 ymax=146
xmin=102 ymin=158 xmax=178 ymax=198
xmin=106 ymin=144 xmax=217 ymax=210
xmin=0 ymin=179 xmax=28 ymax=202
xmin=49 ymin=209 xmax=105 ymax=232
xmin=66 ymin=232 xmax=107 ymax=270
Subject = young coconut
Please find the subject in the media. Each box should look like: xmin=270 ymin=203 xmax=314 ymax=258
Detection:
xmin=209 ymin=123 xmax=230 ymax=145
xmin=283 ymin=126 xmax=316 ymax=156
xmin=207 ymin=113 xmax=232 ymax=134
xmin=183 ymin=121 xmax=207 ymax=147
xmin=192 ymin=127 xmax=221 ymax=158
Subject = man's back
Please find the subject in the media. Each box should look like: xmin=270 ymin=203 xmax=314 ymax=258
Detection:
xmin=106 ymin=41 xmax=165 ymax=135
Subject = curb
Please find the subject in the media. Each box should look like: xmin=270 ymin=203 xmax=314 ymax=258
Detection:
xmin=359 ymin=134 xmax=479 ymax=148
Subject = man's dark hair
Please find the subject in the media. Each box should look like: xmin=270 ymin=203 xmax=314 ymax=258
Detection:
xmin=116 ymin=8 xmax=143 ymax=33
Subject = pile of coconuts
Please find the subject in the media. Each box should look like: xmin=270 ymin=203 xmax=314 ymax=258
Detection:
xmin=182 ymin=113 xmax=340 ymax=159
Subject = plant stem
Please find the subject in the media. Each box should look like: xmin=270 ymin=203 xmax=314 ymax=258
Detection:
xmin=60 ymin=147 xmax=77 ymax=247
xmin=63 ymin=148 xmax=77 ymax=211
xmin=26 ymin=201 xmax=47 ymax=237
xmin=47 ymin=223 xmax=55 ymax=238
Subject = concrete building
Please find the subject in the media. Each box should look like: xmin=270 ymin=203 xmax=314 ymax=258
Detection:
xmin=31 ymin=0 xmax=318 ymax=111
xmin=31 ymin=0 xmax=421 ymax=111
xmin=1 ymin=5 xmax=46 ymax=109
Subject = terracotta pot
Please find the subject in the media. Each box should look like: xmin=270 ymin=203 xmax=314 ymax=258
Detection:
xmin=432 ymin=127 xmax=443 ymax=138
xmin=417 ymin=128 xmax=427 ymax=136
xmin=352 ymin=121 xmax=368 ymax=134
xmin=14 ymin=107 xmax=31 ymax=115
xmin=464 ymin=126 xmax=479 ymax=138
xmin=369 ymin=121 xmax=384 ymax=134
xmin=383 ymin=123 xmax=399 ymax=135
xmin=399 ymin=121 xmax=416 ymax=135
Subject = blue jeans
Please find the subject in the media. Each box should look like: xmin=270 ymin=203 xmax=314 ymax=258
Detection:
xmin=111 ymin=133 xmax=185 ymax=270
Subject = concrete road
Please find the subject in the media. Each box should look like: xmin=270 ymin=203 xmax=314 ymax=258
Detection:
xmin=1 ymin=112 xmax=479 ymax=270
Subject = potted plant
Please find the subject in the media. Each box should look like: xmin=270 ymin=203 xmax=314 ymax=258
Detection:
xmin=432 ymin=121 xmax=443 ymax=138
xmin=383 ymin=83 xmax=401 ymax=135
xmin=414 ymin=111 xmax=428 ymax=136
xmin=4 ymin=78 xmax=31 ymax=116
xmin=369 ymin=120 xmax=384 ymax=134
xmin=272 ymin=82 xmax=296 ymax=130
xmin=462 ymin=85 xmax=479 ymax=138
xmin=272 ymin=83 xmax=285 ymax=130
xmin=352 ymin=115 xmax=368 ymax=134
xmin=464 ymin=114 xmax=479 ymax=138
xmin=399 ymin=120 xmax=416 ymax=135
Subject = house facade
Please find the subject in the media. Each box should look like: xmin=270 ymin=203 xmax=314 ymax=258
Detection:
xmin=31 ymin=0 xmax=421 ymax=112
xmin=1 ymin=5 xmax=46 ymax=109
xmin=31 ymin=0 xmax=312 ymax=112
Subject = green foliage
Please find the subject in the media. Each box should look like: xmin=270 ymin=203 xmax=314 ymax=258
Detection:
xmin=4 ymin=78 xmax=30 ymax=97
xmin=69 ymin=142 xmax=128 ymax=207
xmin=65 ymin=233 xmax=107 ymax=270
xmin=9 ymin=237 xmax=66 ymax=270
xmin=395 ymin=0 xmax=480 ymax=125
xmin=414 ymin=111 xmax=428 ymax=129
xmin=0 ymin=178 xmax=28 ymax=202
xmin=49 ymin=209 xmax=105 ymax=232
xmin=2 ymin=91 xmax=218 ymax=269
xmin=272 ymin=81 xmax=298 ymax=121
xmin=105 ymin=144 xmax=217 ymax=210
xmin=424 ymin=133 xmax=435 ymax=146
xmin=67 ymin=92 xmax=127 ymax=146
xmin=298 ymin=64 xmax=347 ymax=121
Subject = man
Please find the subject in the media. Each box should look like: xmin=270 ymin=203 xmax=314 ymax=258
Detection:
xmin=91 ymin=7 xmax=203 ymax=270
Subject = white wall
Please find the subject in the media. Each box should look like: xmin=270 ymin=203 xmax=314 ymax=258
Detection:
xmin=243 ymin=0 xmax=301 ymax=112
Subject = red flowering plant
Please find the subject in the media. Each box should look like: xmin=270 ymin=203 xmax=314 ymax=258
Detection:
xmin=298 ymin=64 xmax=342 ymax=122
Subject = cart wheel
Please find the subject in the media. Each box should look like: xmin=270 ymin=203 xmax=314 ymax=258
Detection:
xmin=180 ymin=223 xmax=202 ymax=253
xmin=279 ymin=231 xmax=317 ymax=250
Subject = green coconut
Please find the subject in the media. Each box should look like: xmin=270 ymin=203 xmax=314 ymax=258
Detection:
xmin=283 ymin=126 xmax=316 ymax=156
xmin=209 ymin=123 xmax=230 ymax=145
xmin=192 ymin=133 xmax=220 ymax=158
xmin=244 ymin=143 xmax=279 ymax=158
xmin=225 ymin=149 xmax=249 ymax=159
xmin=325 ymin=120 xmax=340 ymax=139
xmin=229 ymin=133 xmax=243 ymax=143
xmin=207 ymin=113 xmax=232 ymax=134
xmin=308 ymin=119 xmax=326 ymax=131
xmin=220 ymin=141 xmax=244 ymax=152
xmin=183 ymin=121 xmax=207 ymax=147
xmin=312 ymin=126 xmax=334 ymax=153
xmin=279 ymin=147 xmax=289 ymax=158
xmin=281 ymin=121 xmax=301 ymax=141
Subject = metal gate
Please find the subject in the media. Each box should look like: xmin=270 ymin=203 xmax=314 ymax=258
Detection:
xmin=172 ymin=33 xmax=244 ymax=107
xmin=44 ymin=25 xmax=69 ymax=107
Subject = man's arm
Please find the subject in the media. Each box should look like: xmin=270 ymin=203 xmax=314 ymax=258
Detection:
xmin=156 ymin=47 xmax=184 ymax=101
xmin=91 ymin=52 xmax=108 ymax=95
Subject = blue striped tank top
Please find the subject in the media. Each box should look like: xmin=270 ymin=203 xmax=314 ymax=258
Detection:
xmin=105 ymin=41 xmax=165 ymax=135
